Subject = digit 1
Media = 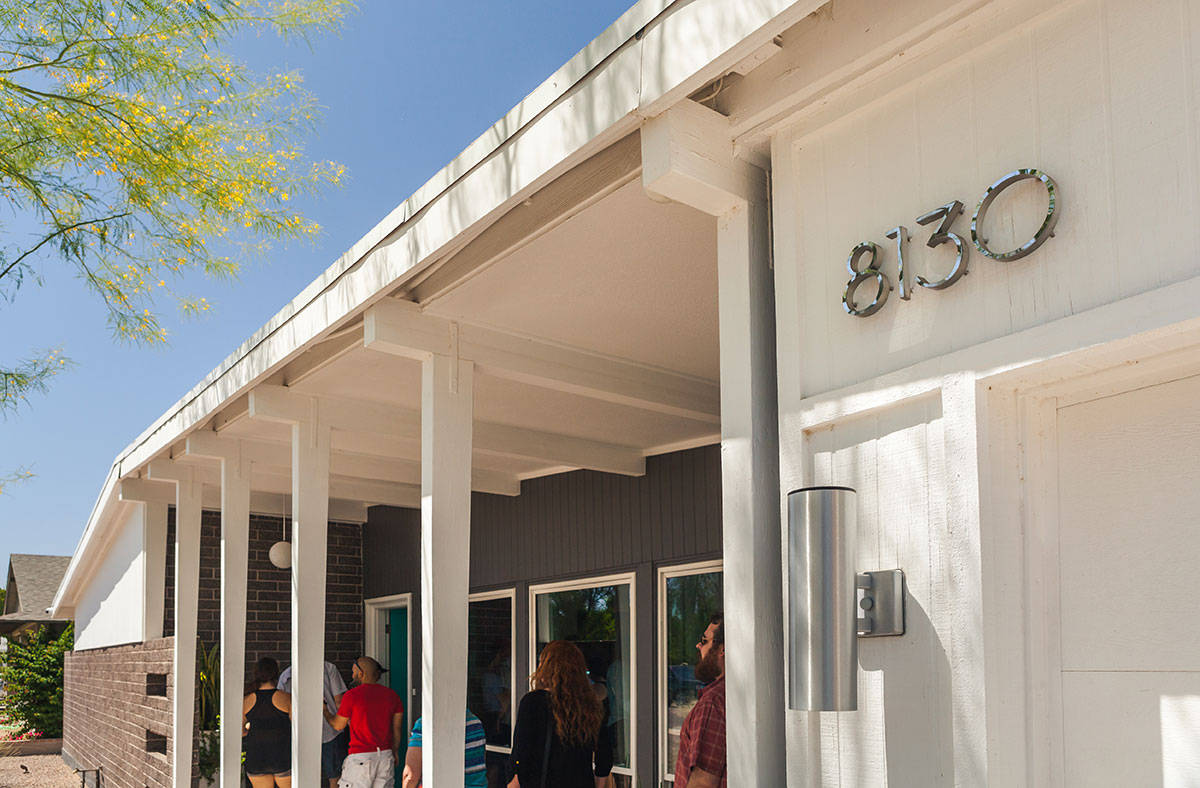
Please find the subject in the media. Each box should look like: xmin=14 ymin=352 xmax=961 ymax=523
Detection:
xmin=886 ymin=226 xmax=911 ymax=300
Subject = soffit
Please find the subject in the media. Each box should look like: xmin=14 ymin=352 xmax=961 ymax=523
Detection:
xmin=427 ymin=180 xmax=720 ymax=380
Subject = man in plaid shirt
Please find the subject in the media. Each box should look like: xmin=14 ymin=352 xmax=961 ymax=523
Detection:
xmin=674 ymin=613 xmax=726 ymax=788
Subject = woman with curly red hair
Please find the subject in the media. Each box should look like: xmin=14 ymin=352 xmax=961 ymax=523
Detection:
xmin=507 ymin=640 xmax=614 ymax=788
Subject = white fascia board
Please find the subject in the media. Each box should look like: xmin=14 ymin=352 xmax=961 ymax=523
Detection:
xmin=62 ymin=0 xmax=823 ymax=610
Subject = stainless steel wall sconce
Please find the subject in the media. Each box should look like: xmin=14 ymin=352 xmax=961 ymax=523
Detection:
xmin=787 ymin=486 xmax=906 ymax=712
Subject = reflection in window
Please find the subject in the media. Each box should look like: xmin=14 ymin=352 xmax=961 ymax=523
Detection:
xmin=468 ymin=596 xmax=513 ymax=753
xmin=664 ymin=569 xmax=723 ymax=780
xmin=534 ymin=582 xmax=632 ymax=787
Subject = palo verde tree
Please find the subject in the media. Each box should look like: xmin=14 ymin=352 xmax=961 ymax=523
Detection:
xmin=0 ymin=0 xmax=350 ymax=489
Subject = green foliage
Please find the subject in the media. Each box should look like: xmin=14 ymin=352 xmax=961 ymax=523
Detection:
xmin=0 ymin=623 xmax=73 ymax=737
xmin=0 ymin=0 xmax=352 ymax=480
xmin=195 ymin=639 xmax=220 ymax=781
xmin=0 ymin=349 xmax=71 ymax=417
xmin=197 ymin=637 xmax=219 ymax=730
xmin=196 ymin=725 xmax=220 ymax=782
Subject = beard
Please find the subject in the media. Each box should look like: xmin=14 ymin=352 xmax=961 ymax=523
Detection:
xmin=694 ymin=647 xmax=722 ymax=684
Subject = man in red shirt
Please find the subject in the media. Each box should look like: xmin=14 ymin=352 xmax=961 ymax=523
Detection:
xmin=674 ymin=613 xmax=726 ymax=788
xmin=325 ymin=657 xmax=405 ymax=788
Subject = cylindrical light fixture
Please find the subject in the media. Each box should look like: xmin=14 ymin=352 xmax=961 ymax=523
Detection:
xmin=787 ymin=486 xmax=857 ymax=711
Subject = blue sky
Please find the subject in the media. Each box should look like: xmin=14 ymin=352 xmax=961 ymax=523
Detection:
xmin=0 ymin=1 xmax=637 ymax=570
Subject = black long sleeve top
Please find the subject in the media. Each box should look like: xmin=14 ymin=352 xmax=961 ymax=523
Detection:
xmin=508 ymin=689 xmax=615 ymax=788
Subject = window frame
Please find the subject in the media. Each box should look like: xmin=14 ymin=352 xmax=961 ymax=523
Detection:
xmin=528 ymin=571 xmax=638 ymax=782
xmin=468 ymin=587 xmax=517 ymax=755
xmin=657 ymin=559 xmax=723 ymax=786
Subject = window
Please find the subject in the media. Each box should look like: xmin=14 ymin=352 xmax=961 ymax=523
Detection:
xmin=467 ymin=590 xmax=515 ymax=752
xmin=658 ymin=561 xmax=723 ymax=785
xmin=530 ymin=573 xmax=636 ymax=788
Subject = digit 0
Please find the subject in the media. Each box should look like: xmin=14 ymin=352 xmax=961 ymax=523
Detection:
xmin=972 ymin=169 xmax=1060 ymax=262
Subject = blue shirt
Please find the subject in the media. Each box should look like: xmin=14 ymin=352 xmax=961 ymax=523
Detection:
xmin=408 ymin=710 xmax=488 ymax=788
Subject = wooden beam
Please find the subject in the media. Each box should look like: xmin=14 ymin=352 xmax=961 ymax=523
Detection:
xmin=212 ymin=394 xmax=250 ymax=433
xmin=119 ymin=478 xmax=177 ymax=505
xmin=365 ymin=299 xmax=720 ymax=424
xmin=183 ymin=430 xmax=520 ymax=497
xmin=405 ymin=133 xmax=643 ymax=304
xmin=642 ymin=100 xmax=763 ymax=216
xmin=184 ymin=463 xmax=421 ymax=508
xmin=247 ymin=385 xmax=645 ymax=476
xmin=282 ymin=325 xmax=364 ymax=386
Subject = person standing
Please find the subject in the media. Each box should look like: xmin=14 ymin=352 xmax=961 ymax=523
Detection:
xmin=279 ymin=659 xmax=350 ymax=788
xmin=507 ymin=640 xmax=614 ymax=788
xmin=673 ymin=613 xmax=726 ymax=788
xmin=325 ymin=657 xmax=405 ymax=788
xmin=243 ymin=657 xmax=293 ymax=788
xmin=399 ymin=708 xmax=488 ymax=788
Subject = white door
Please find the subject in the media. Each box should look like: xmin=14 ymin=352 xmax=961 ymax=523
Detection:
xmin=1054 ymin=373 xmax=1200 ymax=787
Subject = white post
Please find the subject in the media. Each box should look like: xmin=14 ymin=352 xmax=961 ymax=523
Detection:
xmin=421 ymin=354 xmax=473 ymax=788
xmin=144 ymin=501 xmax=169 ymax=640
xmin=643 ymin=100 xmax=786 ymax=788
xmin=292 ymin=416 xmax=331 ymax=788
xmin=186 ymin=434 xmax=253 ymax=788
xmin=246 ymin=387 xmax=331 ymax=788
xmin=149 ymin=461 xmax=204 ymax=788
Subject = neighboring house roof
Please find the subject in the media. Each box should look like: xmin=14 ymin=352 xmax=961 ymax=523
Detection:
xmin=0 ymin=554 xmax=72 ymax=635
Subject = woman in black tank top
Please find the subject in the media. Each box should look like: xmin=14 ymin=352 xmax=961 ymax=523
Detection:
xmin=243 ymin=657 xmax=293 ymax=787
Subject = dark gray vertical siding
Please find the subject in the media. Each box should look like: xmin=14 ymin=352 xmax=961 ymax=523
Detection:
xmin=361 ymin=444 xmax=722 ymax=788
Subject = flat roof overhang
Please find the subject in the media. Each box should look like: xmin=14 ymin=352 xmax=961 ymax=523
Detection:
xmin=52 ymin=0 xmax=828 ymax=615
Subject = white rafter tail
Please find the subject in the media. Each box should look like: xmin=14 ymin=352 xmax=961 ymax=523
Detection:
xmin=247 ymin=384 xmax=315 ymax=425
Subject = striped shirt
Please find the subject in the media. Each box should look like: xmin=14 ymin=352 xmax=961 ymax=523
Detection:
xmin=407 ymin=710 xmax=488 ymax=788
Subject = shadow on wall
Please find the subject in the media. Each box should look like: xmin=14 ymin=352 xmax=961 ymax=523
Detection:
xmin=858 ymin=594 xmax=954 ymax=787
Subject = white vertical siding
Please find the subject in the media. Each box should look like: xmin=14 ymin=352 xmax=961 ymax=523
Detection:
xmin=74 ymin=503 xmax=146 ymax=651
xmin=776 ymin=0 xmax=1200 ymax=398
xmin=768 ymin=0 xmax=1200 ymax=786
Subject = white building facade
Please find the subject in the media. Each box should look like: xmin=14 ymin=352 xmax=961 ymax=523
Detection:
xmin=54 ymin=0 xmax=1200 ymax=786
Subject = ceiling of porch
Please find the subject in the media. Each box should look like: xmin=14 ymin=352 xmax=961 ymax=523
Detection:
xmin=184 ymin=161 xmax=722 ymax=509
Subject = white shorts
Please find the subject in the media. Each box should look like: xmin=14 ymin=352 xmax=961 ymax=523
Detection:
xmin=338 ymin=749 xmax=395 ymax=788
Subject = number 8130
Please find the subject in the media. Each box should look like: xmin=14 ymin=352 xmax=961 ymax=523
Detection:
xmin=843 ymin=168 xmax=1060 ymax=318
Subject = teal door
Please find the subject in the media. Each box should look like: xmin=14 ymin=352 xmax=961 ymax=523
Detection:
xmin=388 ymin=607 xmax=410 ymax=755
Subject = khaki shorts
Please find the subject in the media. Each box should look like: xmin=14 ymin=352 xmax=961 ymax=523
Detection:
xmin=338 ymin=749 xmax=395 ymax=788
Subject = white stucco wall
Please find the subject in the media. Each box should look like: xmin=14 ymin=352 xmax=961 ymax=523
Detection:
xmin=766 ymin=0 xmax=1200 ymax=785
xmin=74 ymin=502 xmax=146 ymax=651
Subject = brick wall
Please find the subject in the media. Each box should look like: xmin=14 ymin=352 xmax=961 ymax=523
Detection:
xmin=63 ymin=638 xmax=174 ymax=788
xmin=165 ymin=511 xmax=364 ymax=677
xmin=66 ymin=513 xmax=364 ymax=788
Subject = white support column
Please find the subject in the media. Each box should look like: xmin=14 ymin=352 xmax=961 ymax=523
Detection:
xmin=148 ymin=461 xmax=204 ymax=788
xmin=421 ymin=354 xmax=473 ymax=788
xmin=643 ymin=100 xmax=786 ymax=788
xmin=185 ymin=433 xmax=252 ymax=788
xmin=248 ymin=388 xmax=331 ymax=788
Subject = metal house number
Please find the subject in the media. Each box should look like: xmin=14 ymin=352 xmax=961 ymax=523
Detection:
xmin=842 ymin=168 xmax=1060 ymax=317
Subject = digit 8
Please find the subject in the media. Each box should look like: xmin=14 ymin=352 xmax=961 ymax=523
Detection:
xmin=843 ymin=241 xmax=892 ymax=317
